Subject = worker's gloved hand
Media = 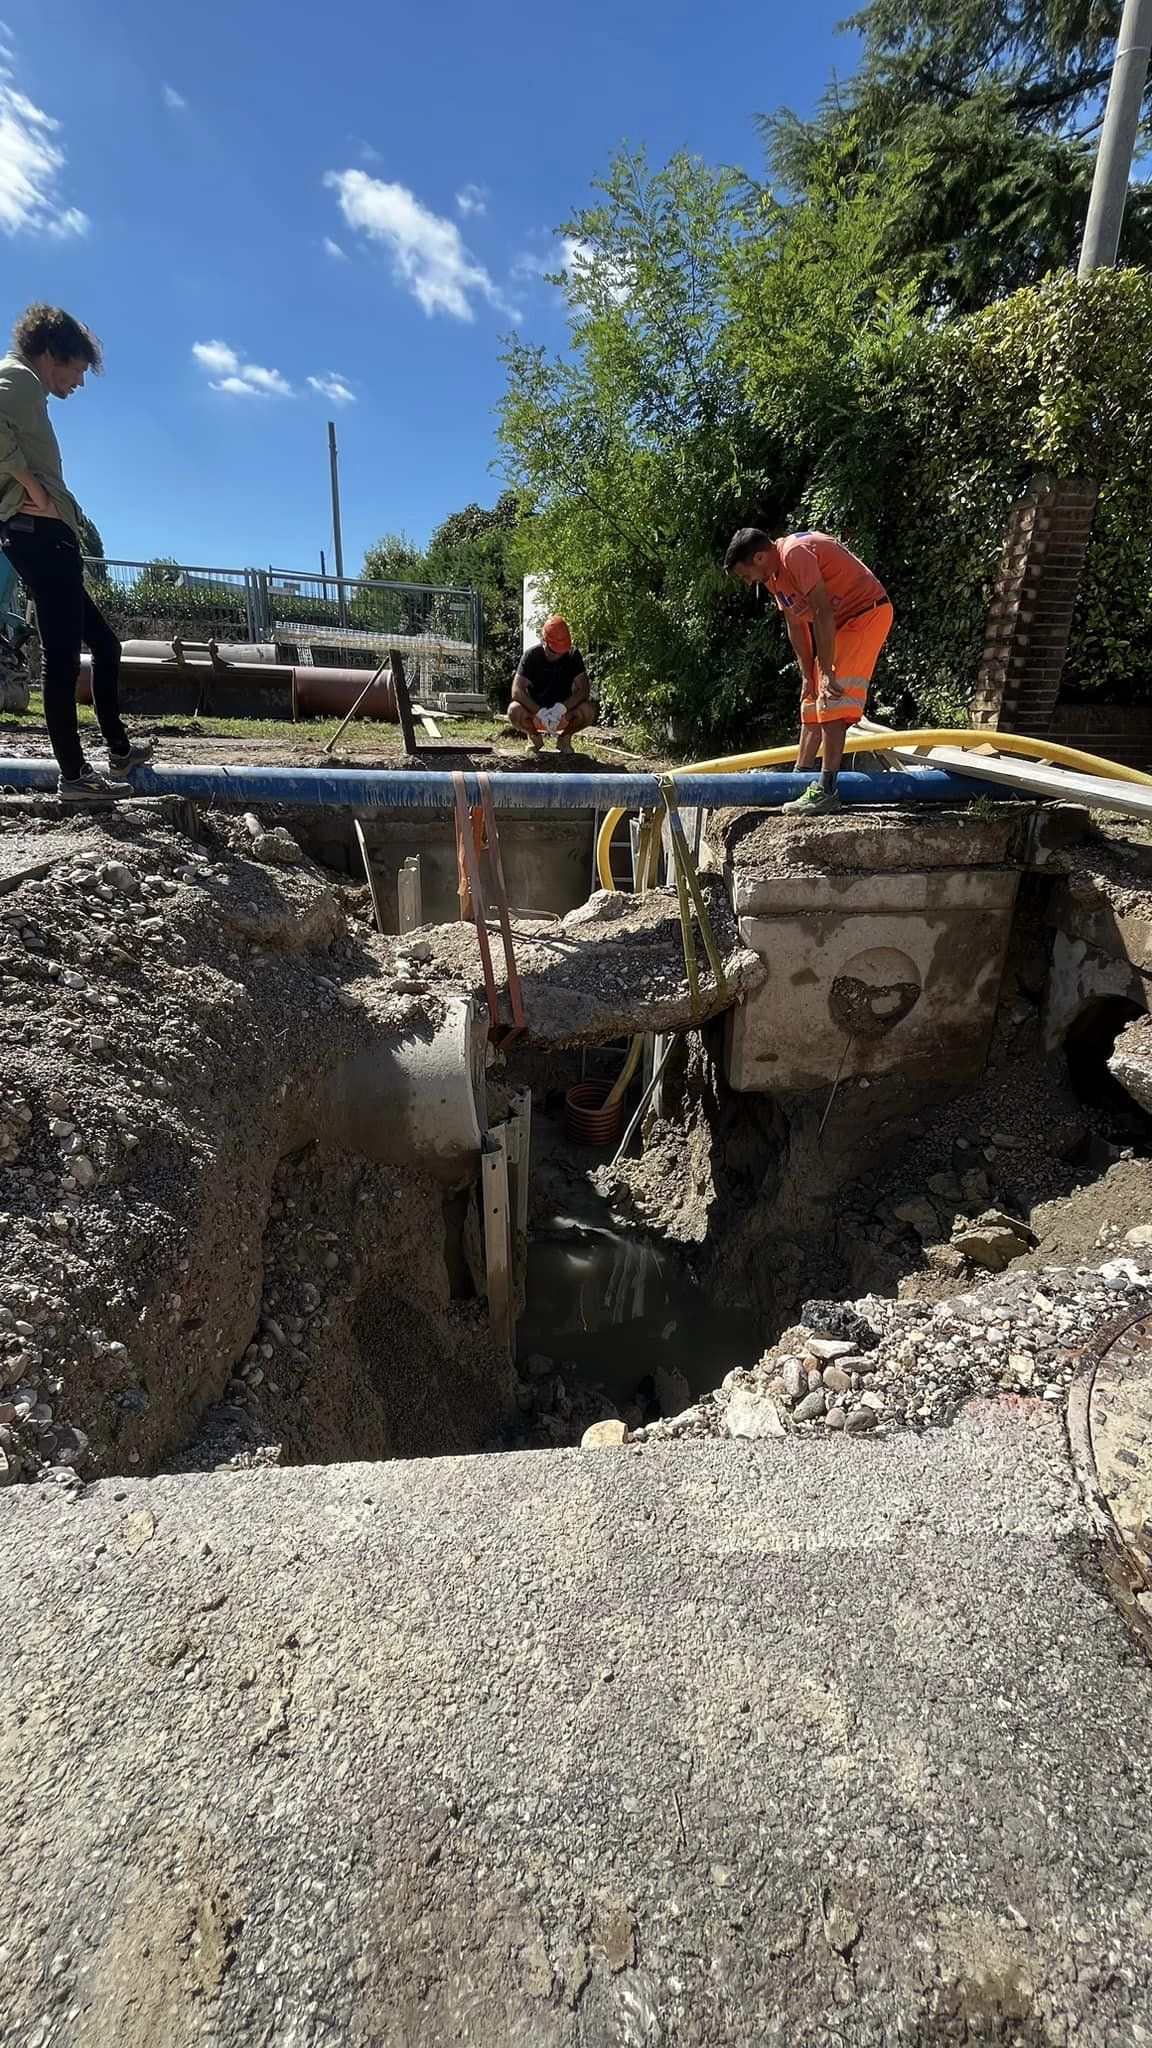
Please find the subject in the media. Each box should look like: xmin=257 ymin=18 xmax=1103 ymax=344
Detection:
xmin=537 ymin=702 xmax=567 ymax=735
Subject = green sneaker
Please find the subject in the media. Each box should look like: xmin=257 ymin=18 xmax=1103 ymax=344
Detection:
xmin=782 ymin=782 xmax=843 ymax=817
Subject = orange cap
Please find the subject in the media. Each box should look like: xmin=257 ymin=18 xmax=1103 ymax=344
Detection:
xmin=542 ymin=616 xmax=572 ymax=654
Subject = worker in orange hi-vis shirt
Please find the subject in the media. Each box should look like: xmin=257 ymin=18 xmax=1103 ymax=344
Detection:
xmin=724 ymin=526 xmax=894 ymax=816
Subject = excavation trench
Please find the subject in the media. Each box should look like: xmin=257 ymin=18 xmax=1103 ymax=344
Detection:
xmin=3 ymin=792 xmax=1152 ymax=1484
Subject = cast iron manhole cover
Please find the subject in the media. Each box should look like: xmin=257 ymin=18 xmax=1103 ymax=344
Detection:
xmin=1069 ymin=1301 xmax=1152 ymax=1653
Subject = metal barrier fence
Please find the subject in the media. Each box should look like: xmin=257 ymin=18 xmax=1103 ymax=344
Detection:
xmin=82 ymin=558 xmax=483 ymax=696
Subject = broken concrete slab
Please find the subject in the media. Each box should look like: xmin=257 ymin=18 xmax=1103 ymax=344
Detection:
xmin=404 ymin=881 xmax=765 ymax=1047
xmin=1110 ymin=1012 xmax=1152 ymax=1117
xmin=709 ymin=805 xmax=1029 ymax=907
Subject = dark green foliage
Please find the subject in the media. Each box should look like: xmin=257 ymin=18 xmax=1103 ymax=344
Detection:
xmin=763 ymin=0 xmax=1152 ymax=311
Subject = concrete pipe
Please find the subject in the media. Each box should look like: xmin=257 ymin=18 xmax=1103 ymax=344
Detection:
xmin=323 ymin=996 xmax=486 ymax=1187
xmin=117 ymin=640 xmax=280 ymax=664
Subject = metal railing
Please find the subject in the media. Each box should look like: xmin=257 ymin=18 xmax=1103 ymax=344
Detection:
xmin=81 ymin=557 xmax=483 ymax=695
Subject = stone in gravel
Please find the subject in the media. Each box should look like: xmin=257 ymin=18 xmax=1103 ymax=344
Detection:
xmin=960 ymin=1169 xmax=990 ymax=1205
xmin=793 ymin=1389 xmax=828 ymax=1423
xmin=581 ymin=1420 xmax=628 ymax=1448
xmin=100 ymin=864 xmax=140 ymax=898
xmin=799 ymin=1302 xmax=880 ymax=1352
xmin=893 ymin=1197 xmax=941 ymax=1241
xmin=927 ymin=1173 xmax=962 ymax=1201
xmin=525 ymin=1353 xmax=554 ymax=1379
xmin=824 ymin=1405 xmax=846 ymax=1432
xmin=70 ymin=1155 xmax=97 ymax=1189
xmin=807 ymin=1368 xmax=823 ymax=1393
xmin=805 ymin=1337 xmax=857 ymax=1362
xmin=844 ymin=1406 xmax=878 ymax=1434
xmin=53 ymin=1425 xmax=89 ymax=1464
xmin=1125 ymin=1225 xmax=1152 ymax=1248
xmin=981 ymin=1208 xmax=1038 ymax=1245
xmin=726 ymin=1388 xmax=786 ymax=1440
xmin=822 ymin=1365 xmax=852 ymax=1395
xmin=952 ymin=1225 xmax=1030 ymax=1272
xmin=859 ymin=1391 xmax=887 ymax=1413
xmin=1009 ymin=1354 xmax=1035 ymax=1386
xmin=782 ymin=1357 xmax=807 ymax=1401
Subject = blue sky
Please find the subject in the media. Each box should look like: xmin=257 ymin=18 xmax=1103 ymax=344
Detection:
xmin=2 ymin=0 xmax=855 ymax=576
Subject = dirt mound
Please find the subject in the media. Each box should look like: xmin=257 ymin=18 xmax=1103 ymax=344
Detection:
xmin=0 ymin=799 xmax=508 ymax=1483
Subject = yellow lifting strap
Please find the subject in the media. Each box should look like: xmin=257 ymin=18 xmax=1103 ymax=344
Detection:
xmin=657 ymin=775 xmax=728 ymax=1019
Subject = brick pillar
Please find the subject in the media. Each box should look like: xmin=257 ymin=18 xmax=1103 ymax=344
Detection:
xmin=972 ymin=476 xmax=1099 ymax=733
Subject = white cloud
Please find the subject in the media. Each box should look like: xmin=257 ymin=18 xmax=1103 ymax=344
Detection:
xmin=237 ymin=362 xmax=292 ymax=395
xmin=513 ymin=233 xmax=630 ymax=305
xmin=162 ymin=83 xmax=187 ymax=112
xmin=325 ymin=168 xmax=514 ymax=321
xmin=455 ymin=182 xmax=488 ymax=218
xmin=322 ymin=236 xmax=346 ymax=260
xmin=308 ymin=372 xmax=356 ymax=405
xmin=0 ymin=26 xmax=89 ymax=238
xmin=192 ymin=339 xmax=292 ymax=398
xmin=192 ymin=339 xmax=239 ymax=377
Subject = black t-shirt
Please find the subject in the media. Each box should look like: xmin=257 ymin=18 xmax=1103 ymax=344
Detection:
xmin=515 ymin=642 xmax=587 ymax=710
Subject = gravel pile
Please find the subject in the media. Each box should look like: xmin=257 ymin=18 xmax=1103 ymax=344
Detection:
xmin=635 ymin=1249 xmax=1152 ymax=1446
xmin=1064 ymin=827 xmax=1152 ymax=921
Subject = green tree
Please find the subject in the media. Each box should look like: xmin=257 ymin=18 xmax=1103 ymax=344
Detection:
xmin=762 ymin=0 xmax=1152 ymax=311
xmin=500 ymin=149 xmax=792 ymax=745
xmin=425 ymin=491 xmax=526 ymax=702
xmin=360 ymin=531 xmax=430 ymax=584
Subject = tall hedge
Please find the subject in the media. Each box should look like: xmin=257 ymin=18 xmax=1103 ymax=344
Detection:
xmin=800 ymin=268 xmax=1152 ymax=721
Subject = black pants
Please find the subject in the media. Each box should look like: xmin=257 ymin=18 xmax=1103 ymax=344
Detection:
xmin=0 ymin=516 xmax=128 ymax=779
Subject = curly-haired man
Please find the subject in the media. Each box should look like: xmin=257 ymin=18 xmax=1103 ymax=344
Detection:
xmin=0 ymin=304 xmax=151 ymax=797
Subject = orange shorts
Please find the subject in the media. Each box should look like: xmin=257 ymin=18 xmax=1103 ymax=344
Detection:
xmin=800 ymin=600 xmax=893 ymax=727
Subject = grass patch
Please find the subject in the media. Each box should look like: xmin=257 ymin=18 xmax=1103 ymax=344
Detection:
xmin=0 ymin=693 xmax=641 ymax=763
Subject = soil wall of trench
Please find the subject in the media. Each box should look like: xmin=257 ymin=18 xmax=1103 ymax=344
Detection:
xmin=0 ymin=801 xmax=515 ymax=1483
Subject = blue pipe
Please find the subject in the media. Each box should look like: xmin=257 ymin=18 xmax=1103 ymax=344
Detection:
xmin=0 ymin=759 xmax=1014 ymax=810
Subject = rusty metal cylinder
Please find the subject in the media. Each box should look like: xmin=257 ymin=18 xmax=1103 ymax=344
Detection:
xmin=564 ymin=1080 xmax=626 ymax=1148
xmin=294 ymin=667 xmax=398 ymax=720
xmin=76 ymin=655 xmax=400 ymax=721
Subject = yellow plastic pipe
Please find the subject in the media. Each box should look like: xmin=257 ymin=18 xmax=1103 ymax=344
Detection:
xmin=594 ymin=728 xmax=1152 ymax=891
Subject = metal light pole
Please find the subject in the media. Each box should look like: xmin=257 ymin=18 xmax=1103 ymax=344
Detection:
xmin=1079 ymin=0 xmax=1152 ymax=274
xmin=327 ymin=420 xmax=347 ymax=627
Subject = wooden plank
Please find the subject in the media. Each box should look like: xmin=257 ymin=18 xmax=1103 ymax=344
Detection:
xmin=353 ymin=819 xmax=385 ymax=932
xmin=390 ymin=649 xmax=421 ymax=758
xmin=482 ymin=1132 xmax=513 ymax=1351
xmin=891 ymin=743 xmax=1152 ymax=820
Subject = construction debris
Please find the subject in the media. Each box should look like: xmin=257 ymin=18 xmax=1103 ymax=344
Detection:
xmin=395 ymin=882 xmax=764 ymax=1047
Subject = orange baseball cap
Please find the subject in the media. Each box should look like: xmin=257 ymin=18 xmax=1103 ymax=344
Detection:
xmin=542 ymin=616 xmax=572 ymax=654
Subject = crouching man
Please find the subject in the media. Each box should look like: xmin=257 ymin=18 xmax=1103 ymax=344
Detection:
xmin=508 ymin=616 xmax=598 ymax=754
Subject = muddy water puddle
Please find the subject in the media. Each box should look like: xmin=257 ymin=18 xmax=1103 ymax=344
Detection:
xmin=519 ymin=1214 xmax=761 ymax=1409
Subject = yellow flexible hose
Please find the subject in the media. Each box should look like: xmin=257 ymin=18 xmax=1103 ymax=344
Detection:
xmin=594 ymin=728 xmax=1152 ymax=891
